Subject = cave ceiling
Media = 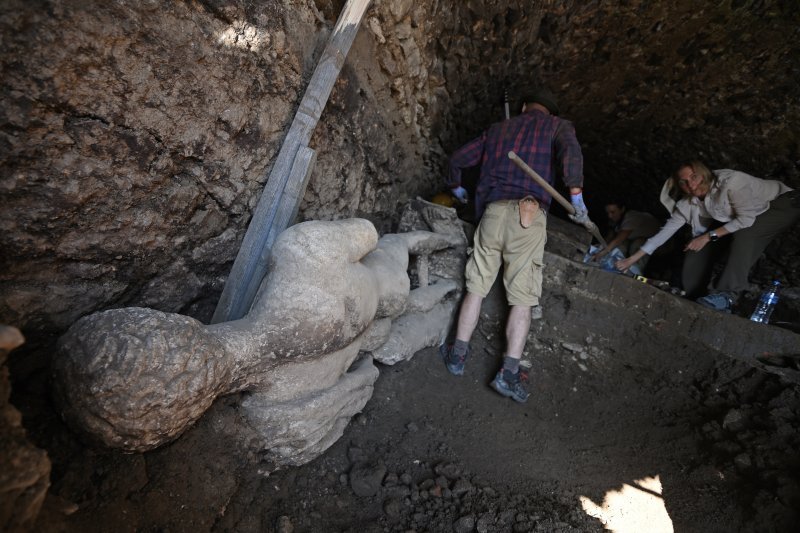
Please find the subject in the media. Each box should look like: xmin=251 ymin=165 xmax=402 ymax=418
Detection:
xmin=430 ymin=0 xmax=800 ymax=212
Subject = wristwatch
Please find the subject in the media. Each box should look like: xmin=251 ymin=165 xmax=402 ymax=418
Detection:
xmin=708 ymin=231 xmax=719 ymax=242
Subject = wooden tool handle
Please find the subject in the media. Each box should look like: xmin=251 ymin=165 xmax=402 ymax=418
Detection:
xmin=508 ymin=151 xmax=607 ymax=247
xmin=507 ymin=151 xmax=575 ymax=214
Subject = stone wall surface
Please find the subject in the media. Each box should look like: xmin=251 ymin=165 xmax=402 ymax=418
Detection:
xmin=0 ymin=326 xmax=50 ymax=533
xmin=432 ymin=0 xmax=800 ymax=284
xmin=0 ymin=0 xmax=441 ymax=340
xmin=2 ymin=0 xmax=799 ymax=370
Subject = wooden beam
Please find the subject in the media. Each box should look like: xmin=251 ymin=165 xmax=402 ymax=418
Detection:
xmin=212 ymin=0 xmax=372 ymax=323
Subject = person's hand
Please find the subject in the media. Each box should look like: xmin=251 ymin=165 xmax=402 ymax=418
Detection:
xmin=569 ymin=206 xmax=590 ymax=225
xmin=615 ymin=256 xmax=636 ymax=272
xmin=591 ymin=247 xmax=608 ymax=262
xmin=451 ymin=186 xmax=468 ymax=204
xmin=568 ymin=191 xmax=590 ymax=224
xmin=684 ymin=234 xmax=710 ymax=252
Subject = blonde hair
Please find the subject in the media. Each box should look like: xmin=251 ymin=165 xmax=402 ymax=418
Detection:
xmin=671 ymin=160 xmax=716 ymax=199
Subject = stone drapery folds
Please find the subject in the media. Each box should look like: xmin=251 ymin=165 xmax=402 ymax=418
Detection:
xmin=53 ymin=210 xmax=465 ymax=463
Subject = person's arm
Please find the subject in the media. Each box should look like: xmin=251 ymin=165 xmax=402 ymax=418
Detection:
xmin=684 ymin=226 xmax=731 ymax=251
xmin=553 ymin=121 xmax=590 ymax=223
xmin=593 ymin=229 xmax=632 ymax=260
xmin=448 ymin=133 xmax=486 ymax=189
xmin=685 ymin=177 xmax=759 ymax=251
xmin=615 ymin=212 xmax=686 ymax=271
xmin=616 ymin=248 xmax=647 ymax=272
xmin=553 ymin=121 xmax=584 ymax=191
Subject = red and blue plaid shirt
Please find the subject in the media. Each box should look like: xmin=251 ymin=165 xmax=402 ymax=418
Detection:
xmin=448 ymin=109 xmax=584 ymax=220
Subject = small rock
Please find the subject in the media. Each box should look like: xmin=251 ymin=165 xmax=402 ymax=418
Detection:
xmin=385 ymin=485 xmax=411 ymax=499
xmin=347 ymin=446 xmax=366 ymax=463
xmin=350 ymin=461 xmax=387 ymax=497
xmin=400 ymin=472 xmax=413 ymax=485
xmin=384 ymin=472 xmax=399 ymax=487
xmin=561 ymin=342 xmax=583 ymax=353
xmin=722 ymin=409 xmax=746 ymax=432
xmin=477 ymin=512 xmax=495 ymax=533
xmin=383 ymin=497 xmax=403 ymax=517
xmin=451 ymin=478 xmax=472 ymax=496
xmin=435 ymin=475 xmax=450 ymax=489
xmin=734 ymin=453 xmax=752 ymax=472
xmin=434 ymin=462 xmax=461 ymax=479
xmin=406 ymin=422 xmax=419 ymax=432
xmin=276 ymin=515 xmax=293 ymax=533
xmin=453 ymin=514 xmax=476 ymax=533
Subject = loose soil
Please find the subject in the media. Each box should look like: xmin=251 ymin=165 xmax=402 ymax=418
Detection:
xmin=24 ymin=274 xmax=800 ymax=533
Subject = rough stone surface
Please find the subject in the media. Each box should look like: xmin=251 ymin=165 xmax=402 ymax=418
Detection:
xmin=52 ymin=219 xmax=461 ymax=452
xmin=0 ymin=0 xmax=443 ymax=342
xmin=0 ymin=326 xmax=51 ymax=533
xmin=20 ymin=219 xmax=800 ymax=533
xmin=3 ymin=0 xmax=800 ymax=530
xmin=3 ymin=0 xmax=799 ymax=348
xmin=405 ymin=280 xmax=459 ymax=315
xmin=370 ymin=301 xmax=458 ymax=366
xmin=349 ymin=459 xmax=387 ymax=498
xmin=240 ymin=355 xmax=379 ymax=468
xmin=359 ymin=318 xmax=393 ymax=352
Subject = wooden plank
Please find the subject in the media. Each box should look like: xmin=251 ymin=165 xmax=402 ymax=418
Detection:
xmin=245 ymin=146 xmax=317 ymax=315
xmin=212 ymin=0 xmax=372 ymax=323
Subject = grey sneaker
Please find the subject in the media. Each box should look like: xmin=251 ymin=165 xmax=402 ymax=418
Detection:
xmin=439 ymin=343 xmax=468 ymax=376
xmin=696 ymin=292 xmax=734 ymax=313
xmin=490 ymin=369 xmax=530 ymax=403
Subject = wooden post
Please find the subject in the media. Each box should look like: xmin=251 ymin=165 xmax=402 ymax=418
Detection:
xmin=212 ymin=0 xmax=372 ymax=323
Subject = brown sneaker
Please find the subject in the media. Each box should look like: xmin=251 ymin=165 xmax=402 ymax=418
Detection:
xmin=518 ymin=196 xmax=540 ymax=228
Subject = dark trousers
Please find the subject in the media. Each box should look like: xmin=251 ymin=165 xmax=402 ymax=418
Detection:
xmin=682 ymin=192 xmax=800 ymax=298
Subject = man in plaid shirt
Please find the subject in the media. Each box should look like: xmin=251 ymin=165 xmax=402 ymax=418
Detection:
xmin=440 ymin=89 xmax=589 ymax=403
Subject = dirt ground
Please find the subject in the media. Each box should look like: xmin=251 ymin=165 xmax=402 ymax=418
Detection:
xmin=20 ymin=261 xmax=800 ymax=533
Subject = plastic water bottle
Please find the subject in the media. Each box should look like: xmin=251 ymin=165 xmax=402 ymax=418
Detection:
xmin=750 ymin=280 xmax=781 ymax=323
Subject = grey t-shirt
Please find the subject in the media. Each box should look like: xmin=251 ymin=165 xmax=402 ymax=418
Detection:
xmin=616 ymin=210 xmax=661 ymax=241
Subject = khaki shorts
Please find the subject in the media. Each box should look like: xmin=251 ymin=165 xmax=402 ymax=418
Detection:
xmin=465 ymin=200 xmax=547 ymax=306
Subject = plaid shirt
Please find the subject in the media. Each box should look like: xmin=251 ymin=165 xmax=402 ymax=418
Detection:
xmin=448 ymin=109 xmax=584 ymax=219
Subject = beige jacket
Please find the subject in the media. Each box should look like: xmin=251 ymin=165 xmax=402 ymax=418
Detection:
xmin=642 ymin=169 xmax=792 ymax=255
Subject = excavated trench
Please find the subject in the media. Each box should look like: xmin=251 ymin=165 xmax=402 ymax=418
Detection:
xmin=2 ymin=1 xmax=800 ymax=532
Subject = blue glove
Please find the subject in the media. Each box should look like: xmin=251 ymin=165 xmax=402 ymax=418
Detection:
xmin=568 ymin=192 xmax=590 ymax=225
xmin=451 ymin=186 xmax=468 ymax=204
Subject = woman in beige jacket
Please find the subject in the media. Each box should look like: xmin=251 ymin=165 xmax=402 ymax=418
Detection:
xmin=616 ymin=160 xmax=800 ymax=312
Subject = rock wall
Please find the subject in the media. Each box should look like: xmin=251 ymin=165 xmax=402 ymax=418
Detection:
xmin=0 ymin=0 xmax=444 ymax=338
xmin=431 ymin=0 xmax=800 ymax=283
xmin=2 ymin=0 xmax=799 ymax=357
xmin=0 ymin=326 xmax=51 ymax=533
